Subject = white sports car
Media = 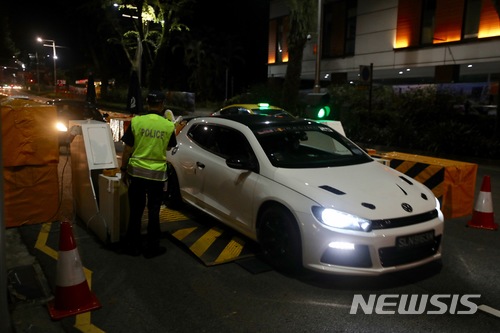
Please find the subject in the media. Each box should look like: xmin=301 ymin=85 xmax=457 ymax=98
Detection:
xmin=166 ymin=115 xmax=444 ymax=276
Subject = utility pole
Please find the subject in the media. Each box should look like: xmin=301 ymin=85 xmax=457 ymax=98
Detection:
xmin=37 ymin=37 xmax=59 ymax=95
xmin=36 ymin=52 xmax=40 ymax=93
xmin=369 ymin=63 xmax=373 ymax=118
xmin=313 ymin=0 xmax=323 ymax=93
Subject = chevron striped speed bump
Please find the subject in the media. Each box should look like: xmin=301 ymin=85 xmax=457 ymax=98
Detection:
xmin=467 ymin=175 xmax=498 ymax=231
xmin=48 ymin=220 xmax=101 ymax=320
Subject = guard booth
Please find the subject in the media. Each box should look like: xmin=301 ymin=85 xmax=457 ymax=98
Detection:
xmin=69 ymin=120 xmax=128 ymax=243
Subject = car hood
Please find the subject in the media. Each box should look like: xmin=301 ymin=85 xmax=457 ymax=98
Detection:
xmin=271 ymin=161 xmax=437 ymax=219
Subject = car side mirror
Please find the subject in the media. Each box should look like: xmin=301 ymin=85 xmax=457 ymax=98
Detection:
xmin=226 ymin=156 xmax=259 ymax=173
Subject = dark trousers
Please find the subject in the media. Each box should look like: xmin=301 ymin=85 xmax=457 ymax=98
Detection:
xmin=126 ymin=175 xmax=164 ymax=249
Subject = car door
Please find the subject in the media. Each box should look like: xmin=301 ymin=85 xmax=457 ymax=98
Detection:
xmin=176 ymin=123 xmax=217 ymax=202
xmin=193 ymin=124 xmax=259 ymax=234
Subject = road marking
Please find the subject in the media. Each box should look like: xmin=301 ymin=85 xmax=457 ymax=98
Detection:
xmin=75 ymin=312 xmax=105 ymax=332
xmin=34 ymin=222 xmax=58 ymax=259
xmin=35 ymin=222 xmax=104 ymax=333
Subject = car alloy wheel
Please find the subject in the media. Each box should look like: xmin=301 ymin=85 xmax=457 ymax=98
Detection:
xmin=258 ymin=205 xmax=302 ymax=274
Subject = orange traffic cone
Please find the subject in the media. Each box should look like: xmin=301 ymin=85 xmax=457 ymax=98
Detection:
xmin=48 ymin=220 xmax=101 ymax=320
xmin=467 ymin=175 xmax=498 ymax=231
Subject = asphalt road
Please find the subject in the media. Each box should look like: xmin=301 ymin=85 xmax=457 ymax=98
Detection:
xmin=10 ymin=160 xmax=500 ymax=332
xmin=5 ymin=109 xmax=500 ymax=332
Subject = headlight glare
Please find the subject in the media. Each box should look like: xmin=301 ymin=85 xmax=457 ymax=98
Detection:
xmin=312 ymin=206 xmax=372 ymax=232
xmin=328 ymin=241 xmax=355 ymax=250
xmin=56 ymin=122 xmax=68 ymax=132
xmin=435 ymin=197 xmax=444 ymax=221
xmin=434 ymin=197 xmax=441 ymax=210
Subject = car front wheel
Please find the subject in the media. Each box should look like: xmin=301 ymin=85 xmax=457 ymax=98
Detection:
xmin=258 ymin=205 xmax=302 ymax=274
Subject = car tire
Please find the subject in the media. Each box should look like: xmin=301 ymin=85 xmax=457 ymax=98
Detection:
xmin=258 ymin=205 xmax=303 ymax=274
xmin=164 ymin=165 xmax=183 ymax=209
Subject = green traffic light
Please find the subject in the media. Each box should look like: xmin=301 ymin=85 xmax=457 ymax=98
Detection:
xmin=317 ymin=108 xmax=326 ymax=118
xmin=317 ymin=106 xmax=331 ymax=119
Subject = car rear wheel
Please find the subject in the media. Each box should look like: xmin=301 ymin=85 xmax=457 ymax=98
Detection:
xmin=164 ymin=164 xmax=183 ymax=209
xmin=258 ymin=205 xmax=302 ymax=274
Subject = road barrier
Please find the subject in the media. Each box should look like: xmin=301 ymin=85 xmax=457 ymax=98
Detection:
xmin=370 ymin=151 xmax=477 ymax=219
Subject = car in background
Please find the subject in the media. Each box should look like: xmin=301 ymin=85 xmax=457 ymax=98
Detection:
xmin=46 ymin=99 xmax=108 ymax=146
xmin=211 ymin=103 xmax=295 ymax=119
xmin=166 ymin=114 xmax=444 ymax=276
xmin=454 ymin=101 xmax=498 ymax=116
xmin=0 ymin=84 xmax=23 ymax=91
xmin=0 ymin=95 xmax=31 ymax=104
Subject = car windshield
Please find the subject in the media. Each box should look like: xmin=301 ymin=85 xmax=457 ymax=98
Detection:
xmin=254 ymin=123 xmax=372 ymax=168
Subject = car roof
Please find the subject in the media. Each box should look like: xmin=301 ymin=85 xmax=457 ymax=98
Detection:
xmin=223 ymin=103 xmax=283 ymax=110
xmin=209 ymin=114 xmax=318 ymax=130
xmin=215 ymin=103 xmax=295 ymax=118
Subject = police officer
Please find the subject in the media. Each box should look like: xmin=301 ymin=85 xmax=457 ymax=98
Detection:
xmin=120 ymin=91 xmax=177 ymax=258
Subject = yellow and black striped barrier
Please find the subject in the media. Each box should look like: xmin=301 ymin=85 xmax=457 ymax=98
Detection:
xmin=156 ymin=206 xmax=258 ymax=266
xmin=372 ymin=151 xmax=478 ymax=219
xmin=388 ymin=158 xmax=446 ymax=201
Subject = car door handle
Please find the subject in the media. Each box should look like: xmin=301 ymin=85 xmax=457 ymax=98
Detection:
xmin=196 ymin=161 xmax=205 ymax=169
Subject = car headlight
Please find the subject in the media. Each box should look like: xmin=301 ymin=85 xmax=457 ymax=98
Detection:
xmin=312 ymin=206 xmax=372 ymax=232
xmin=56 ymin=122 xmax=68 ymax=132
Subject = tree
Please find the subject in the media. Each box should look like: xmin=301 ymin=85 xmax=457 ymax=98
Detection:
xmin=66 ymin=0 xmax=129 ymax=97
xmin=107 ymin=0 xmax=191 ymax=91
xmin=0 ymin=14 xmax=17 ymax=65
xmin=147 ymin=0 xmax=193 ymax=90
xmin=179 ymin=38 xmax=210 ymax=99
xmin=281 ymin=0 xmax=316 ymax=113
xmin=174 ymin=28 xmax=246 ymax=101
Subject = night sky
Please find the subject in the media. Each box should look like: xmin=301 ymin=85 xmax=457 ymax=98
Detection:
xmin=4 ymin=0 xmax=270 ymax=91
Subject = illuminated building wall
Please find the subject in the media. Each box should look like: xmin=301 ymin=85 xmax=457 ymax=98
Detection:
xmin=395 ymin=0 xmax=500 ymax=48
xmin=395 ymin=0 xmax=422 ymax=48
xmin=268 ymin=16 xmax=289 ymax=64
xmin=478 ymin=0 xmax=500 ymax=37
xmin=433 ymin=0 xmax=465 ymax=43
xmin=267 ymin=0 xmax=500 ymax=82
xmin=268 ymin=20 xmax=277 ymax=64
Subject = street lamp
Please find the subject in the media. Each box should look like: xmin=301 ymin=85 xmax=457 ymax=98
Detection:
xmin=35 ymin=52 xmax=40 ymax=93
xmin=37 ymin=37 xmax=57 ymax=94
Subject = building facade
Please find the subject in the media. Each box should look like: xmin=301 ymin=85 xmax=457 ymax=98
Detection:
xmin=268 ymin=0 xmax=500 ymax=86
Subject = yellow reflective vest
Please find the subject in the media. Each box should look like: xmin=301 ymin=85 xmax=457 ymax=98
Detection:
xmin=128 ymin=113 xmax=175 ymax=181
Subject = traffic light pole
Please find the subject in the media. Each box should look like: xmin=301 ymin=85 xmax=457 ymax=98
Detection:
xmin=369 ymin=63 xmax=373 ymax=118
xmin=313 ymin=0 xmax=323 ymax=93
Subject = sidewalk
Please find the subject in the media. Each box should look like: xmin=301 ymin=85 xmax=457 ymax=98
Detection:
xmin=6 ymin=228 xmax=63 ymax=333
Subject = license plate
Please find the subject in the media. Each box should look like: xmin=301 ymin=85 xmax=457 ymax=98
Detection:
xmin=396 ymin=230 xmax=435 ymax=249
